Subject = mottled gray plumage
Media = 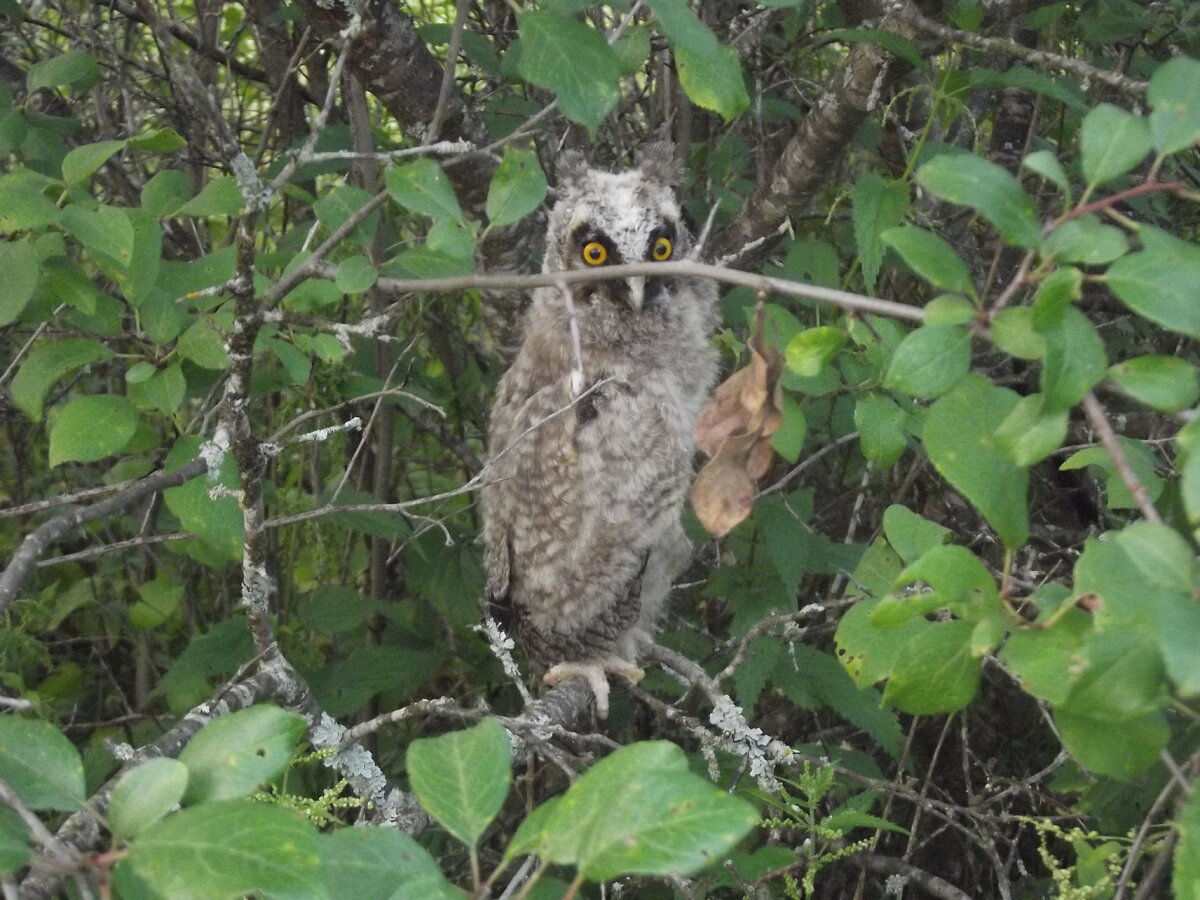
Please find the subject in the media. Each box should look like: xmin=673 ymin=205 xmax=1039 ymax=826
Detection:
xmin=482 ymin=146 xmax=718 ymax=714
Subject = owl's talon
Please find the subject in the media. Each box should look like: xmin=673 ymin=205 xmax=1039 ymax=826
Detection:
xmin=544 ymin=659 xmax=644 ymax=719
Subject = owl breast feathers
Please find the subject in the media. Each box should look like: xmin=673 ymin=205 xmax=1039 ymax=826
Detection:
xmin=482 ymin=145 xmax=718 ymax=715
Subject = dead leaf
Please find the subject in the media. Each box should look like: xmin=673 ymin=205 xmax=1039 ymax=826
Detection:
xmin=690 ymin=431 xmax=760 ymax=538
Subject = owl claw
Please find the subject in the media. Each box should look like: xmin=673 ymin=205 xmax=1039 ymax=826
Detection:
xmin=544 ymin=659 xmax=645 ymax=719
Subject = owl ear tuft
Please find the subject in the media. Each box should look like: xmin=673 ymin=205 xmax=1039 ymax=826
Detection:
xmin=637 ymin=141 xmax=683 ymax=187
xmin=555 ymin=150 xmax=590 ymax=194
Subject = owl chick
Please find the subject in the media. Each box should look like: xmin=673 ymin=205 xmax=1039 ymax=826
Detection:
xmin=482 ymin=145 xmax=718 ymax=717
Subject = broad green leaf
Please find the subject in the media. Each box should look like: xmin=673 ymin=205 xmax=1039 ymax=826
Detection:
xmin=882 ymin=620 xmax=981 ymax=714
xmin=892 ymin=544 xmax=999 ymax=614
xmin=48 ymin=394 xmax=137 ymax=466
xmin=1080 ymin=103 xmax=1152 ymax=187
xmin=524 ymin=741 xmax=759 ymax=881
xmin=994 ymin=394 xmax=1068 ymax=466
xmin=334 ymin=255 xmax=377 ymax=293
xmin=645 ymin=0 xmax=718 ymax=56
xmin=0 ymin=238 xmax=44 ymax=326
xmin=1039 ymin=306 xmax=1106 ymax=413
xmin=129 ymin=577 xmax=184 ymax=630
xmin=385 ymin=158 xmax=464 ymax=223
xmin=176 ymin=319 xmax=231 ymax=370
xmin=854 ymin=393 xmax=908 ymax=467
xmin=676 ymin=43 xmax=749 ymax=121
xmin=771 ymin=392 xmax=807 ymax=463
xmin=27 ymin=50 xmax=101 ymax=94
xmin=517 ymin=11 xmax=620 ymax=129
xmin=1061 ymin=631 xmax=1166 ymax=722
xmin=60 ymin=204 xmax=134 ymax=269
xmin=486 ymin=148 xmax=548 ymax=227
xmin=881 ymin=505 xmax=950 ymax=565
xmin=883 ymin=324 xmax=971 ymax=399
xmin=127 ymin=363 xmax=186 ymax=416
xmin=998 ymin=604 xmax=1089 ymax=704
xmin=1060 ymin=437 xmax=1164 ymax=511
xmin=1114 ymin=521 xmax=1196 ymax=595
xmin=0 ymin=805 xmax=29 ymax=874
xmin=923 ymin=376 xmax=1029 ymax=547
xmin=407 ymin=719 xmax=511 ymax=847
xmin=141 ymin=169 xmax=193 ymax=217
xmin=175 ymin=176 xmax=243 ymax=217
xmin=1147 ymin=56 xmax=1200 ymax=155
xmin=915 ymin=154 xmax=1041 ymax=248
xmin=1157 ymin=590 xmax=1200 ymax=698
xmin=62 ymin=139 xmax=126 ymax=185
xmin=1108 ymin=355 xmax=1200 ymax=413
xmin=1031 ymin=266 xmax=1083 ymax=329
xmin=1022 ymin=149 xmax=1071 ymax=198
xmin=880 ymin=225 xmax=975 ymax=295
xmin=852 ymin=173 xmax=910 ymax=292
xmin=923 ymin=294 xmax=975 ymax=326
xmin=0 ymin=717 xmax=85 ymax=811
xmin=1041 ymin=216 xmax=1128 ymax=265
xmin=1107 ymin=234 xmax=1200 ymax=338
xmin=0 ymin=170 xmax=59 ymax=231
xmin=989 ymin=307 xmax=1044 ymax=360
xmin=320 ymin=828 xmax=459 ymax=900
xmin=123 ymin=800 xmax=323 ymax=900
xmin=178 ymin=704 xmax=307 ymax=804
xmin=1054 ymin=708 xmax=1168 ymax=780
xmin=312 ymin=183 xmax=379 ymax=247
xmin=128 ymin=127 xmax=187 ymax=153
xmin=123 ymin=207 xmax=163 ymax=305
xmin=1175 ymin=784 xmax=1200 ymax=898
xmin=835 ymin=594 xmax=925 ymax=689
xmin=613 ymin=25 xmax=650 ymax=75
xmin=785 ymin=326 xmax=845 ymax=377
xmin=109 ymin=758 xmax=189 ymax=842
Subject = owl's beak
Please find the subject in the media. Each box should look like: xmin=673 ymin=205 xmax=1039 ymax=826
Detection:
xmin=625 ymin=276 xmax=646 ymax=313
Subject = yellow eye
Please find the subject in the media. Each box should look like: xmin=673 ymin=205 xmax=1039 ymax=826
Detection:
xmin=582 ymin=241 xmax=608 ymax=265
xmin=651 ymin=236 xmax=672 ymax=261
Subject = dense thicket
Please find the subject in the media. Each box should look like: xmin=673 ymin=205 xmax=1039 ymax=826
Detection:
xmin=1 ymin=1 xmax=1199 ymax=898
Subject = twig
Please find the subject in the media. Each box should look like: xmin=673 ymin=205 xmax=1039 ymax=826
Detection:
xmin=34 ymin=533 xmax=193 ymax=568
xmin=854 ymin=852 xmax=972 ymax=900
xmin=1080 ymin=392 xmax=1164 ymax=524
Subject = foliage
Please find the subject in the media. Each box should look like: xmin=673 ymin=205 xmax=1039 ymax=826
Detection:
xmin=1 ymin=0 xmax=1199 ymax=897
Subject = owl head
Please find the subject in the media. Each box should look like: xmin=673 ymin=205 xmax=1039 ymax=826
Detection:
xmin=543 ymin=143 xmax=691 ymax=314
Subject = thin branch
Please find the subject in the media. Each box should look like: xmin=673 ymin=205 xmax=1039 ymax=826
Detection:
xmin=854 ymin=852 xmax=973 ymax=900
xmin=1080 ymin=392 xmax=1164 ymax=524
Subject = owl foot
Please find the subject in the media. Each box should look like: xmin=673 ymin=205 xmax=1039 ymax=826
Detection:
xmin=544 ymin=659 xmax=645 ymax=719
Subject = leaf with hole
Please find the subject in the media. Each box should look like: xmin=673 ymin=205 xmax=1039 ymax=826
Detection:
xmin=178 ymin=704 xmax=306 ymax=804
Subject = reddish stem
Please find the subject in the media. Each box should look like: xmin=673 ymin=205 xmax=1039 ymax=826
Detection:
xmin=1059 ymin=179 xmax=1185 ymax=224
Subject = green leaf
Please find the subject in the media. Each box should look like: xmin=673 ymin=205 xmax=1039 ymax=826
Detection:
xmin=645 ymin=0 xmax=718 ymax=55
xmin=0 ymin=238 xmax=41 ymax=326
xmin=915 ymin=153 xmax=1041 ymax=248
xmin=1114 ymin=521 xmax=1196 ymax=595
xmin=129 ymin=577 xmax=183 ymax=630
xmin=923 ymin=375 xmax=1029 ymax=548
xmin=385 ymin=158 xmax=464 ymax=223
xmin=823 ymin=28 xmax=927 ymax=69
xmin=334 ymin=255 xmax=377 ymax=293
xmin=518 ymin=741 xmax=759 ymax=881
xmin=923 ymin=294 xmax=975 ymax=326
xmin=178 ymin=705 xmax=307 ymax=804
xmin=1107 ymin=233 xmax=1200 ymax=339
xmin=128 ymin=127 xmax=187 ymax=153
xmin=1061 ymin=631 xmax=1165 ymax=722
xmin=0 ymin=805 xmax=30 ymax=875
xmin=517 ymin=11 xmax=620 ymax=129
xmin=998 ymin=605 xmax=1088 ymax=704
xmin=1147 ymin=56 xmax=1200 ymax=155
xmin=994 ymin=394 xmax=1068 ymax=466
xmin=407 ymin=719 xmax=511 ymax=847
xmin=1109 ymin=355 xmax=1200 ymax=413
xmin=127 ymin=363 xmax=186 ymax=416
xmin=1039 ymin=306 xmax=1106 ymax=413
xmin=1054 ymin=708 xmax=1168 ymax=780
xmin=613 ymin=25 xmax=650 ymax=75
xmin=771 ymin=392 xmax=807 ymax=463
xmin=1175 ymin=784 xmax=1200 ymax=898
xmin=313 ymin=184 xmax=379 ymax=248
xmin=0 ymin=717 xmax=85 ymax=812
xmin=1041 ymin=216 xmax=1128 ymax=265
xmin=893 ymin=544 xmax=999 ymax=615
xmin=835 ymin=594 xmax=926 ymax=689
xmin=882 ymin=620 xmax=981 ymax=714
xmin=60 ymin=204 xmax=135 ymax=269
xmin=175 ymin=176 xmax=243 ymax=218
xmin=880 ymin=225 xmax=975 ymax=295
xmin=883 ymin=324 xmax=971 ymax=399
xmin=124 ymin=800 xmax=323 ymax=900
xmin=881 ymin=505 xmax=950 ymax=566
xmin=62 ymin=138 xmax=126 ymax=185
xmin=676 ymin=43 xmax=749 ymax=121
xmin=1031 ymin=265 xmax=1083 ymax=329
xmin=176 ymin=319 xmax=231 ymax=370
xmin=109 ymin=758 xmax=189 ymax=842
xmin=852 ymin=173 xmax=910 ymax=292
xmin=48 ymin=394 xmax=137 ymax=466
xmin=141 ymin=169 xmax=193 ymax=217
xmin=990 ymin=307 xmax=1044 ymax=359
xmin=785 ymin=326 xmax=845 ymax=377
xmin=1022 ymin=148 xmax=1071 ymax=198
xmin=27 ymin=50 xmax=101 ymax=94
xmin=320 ymin=828 xmax=460 ymax=900
xmin=1060 ymin=437 xmax=1164 ymax=511
xmin=1080 ymin=103 xmax=1152 ymax=187
xmin=486 ymin=148 xmax=548 ymax=227
xmin=854 ymin=393 xmax=908 ymax=467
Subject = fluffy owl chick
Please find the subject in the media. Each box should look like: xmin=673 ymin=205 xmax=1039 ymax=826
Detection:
xmin=483 ymin=145 xmax=718 ymax=717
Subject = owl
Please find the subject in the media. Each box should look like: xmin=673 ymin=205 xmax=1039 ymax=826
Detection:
xmin=482 ymin=145 xmax=718 ymax=716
